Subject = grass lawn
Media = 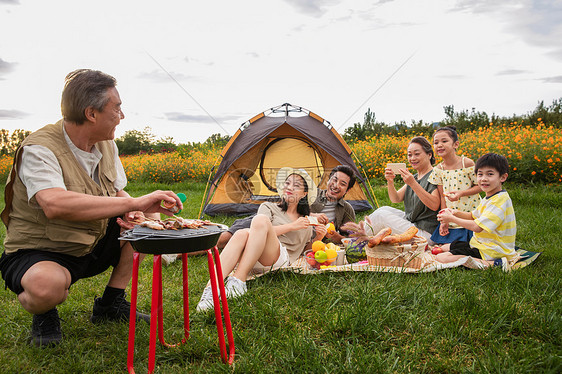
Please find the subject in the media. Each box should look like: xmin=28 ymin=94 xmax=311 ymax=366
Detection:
xmin=0 ymin=182 xmax=560 ymax=373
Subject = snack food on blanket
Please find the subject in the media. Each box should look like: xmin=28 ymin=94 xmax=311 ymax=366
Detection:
xmin=325 ymin=244 xmax=338 ymax=262
xmin=311 ymin=240 xmax=325 ymax=253
xmin=340 ymin=221 xmax=392 ymax=246
xmin=380 ymin=226 xmax=418 ymax=244
xmin=431 ymin=246 xmax=443 ymax=255
xmin=305 ymin=242 xmax=338 ymax=270
xmin=367 ymin=227 xmax=392 ymax=247
xmin=306 ymin=216 xmax=320 ymax=225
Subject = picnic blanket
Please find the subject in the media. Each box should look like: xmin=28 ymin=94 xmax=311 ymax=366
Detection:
xmin=249 ymin=247 xmax=541 ymax=277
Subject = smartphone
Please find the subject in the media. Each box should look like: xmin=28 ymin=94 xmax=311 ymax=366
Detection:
xmin=386 ymin=163 xmax=407 ymax=174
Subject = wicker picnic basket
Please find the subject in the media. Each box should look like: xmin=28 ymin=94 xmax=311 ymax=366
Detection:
xmin=365 ymin=236 xmax=428 ymax=269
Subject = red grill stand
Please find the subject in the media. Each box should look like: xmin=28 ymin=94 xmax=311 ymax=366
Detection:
xmin=126 ymin=246 xmax=235 ymax=373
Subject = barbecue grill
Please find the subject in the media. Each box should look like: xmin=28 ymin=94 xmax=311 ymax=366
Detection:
xmin=120 ymin=223 xmax=235 ymax=373
xmin=119 ymin=224 xmax=228 ymax=254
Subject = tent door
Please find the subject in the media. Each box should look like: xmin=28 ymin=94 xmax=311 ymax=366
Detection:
xmin=248 ymin=137 xmax=324 ymax=200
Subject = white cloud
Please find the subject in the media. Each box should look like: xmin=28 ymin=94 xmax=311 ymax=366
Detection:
xmin=282 ymin=0 xmax=341 ymax=17
xmin=451 ymin=0 xmax=562 ymax=62
xmin=0 ymin=0 xmax=560 ymax=144
xmin=0 ymin=109 xmax=28 ymax=119
xmin=164 ymin=112 xmax=241 ymax=124
xmin=540 ymin=75 xmax=562 ymax=83
xmin=496 ymin=69 xmax=529 ymax=76
xmin=137 ymin=69 xmax=197 ymax=83
xmin=0 ymin=58 xmax=16 ymax=77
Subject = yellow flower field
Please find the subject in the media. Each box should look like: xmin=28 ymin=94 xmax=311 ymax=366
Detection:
xmin=0 ymin=123 xmax=559 ymax=185
xmin=119 ymin=149 xmax=219 ymax=184
xmin=353 ymin=123 xmax=562 ymax=184
xmin=0 ymin=155 xmax=12 ymax=181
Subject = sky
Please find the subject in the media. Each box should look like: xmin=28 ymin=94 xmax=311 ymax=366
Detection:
xmin=1 ymin=0 xmax=561 ymax=144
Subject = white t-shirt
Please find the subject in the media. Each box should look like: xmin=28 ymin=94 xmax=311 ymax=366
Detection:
xmin=18 ymin=126 xmax=127 ymax=203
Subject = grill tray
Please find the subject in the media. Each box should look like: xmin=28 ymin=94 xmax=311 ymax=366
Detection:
xmin=119 ymin=224 xmax=228 ymax=254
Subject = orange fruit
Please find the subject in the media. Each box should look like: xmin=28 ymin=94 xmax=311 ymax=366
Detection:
xmin=326 ymin=222 xmax=335 ymax=234
xmin=312 ymin=240 xmax=326 ymax=253
xmin=325 ymin=247 xmax=337 ymax=259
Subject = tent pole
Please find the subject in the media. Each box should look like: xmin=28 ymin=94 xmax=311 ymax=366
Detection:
xmin=198 ymin=155 xmax=222 ymax=219
xmin=352 ymin=153 xmax=379 ymax=209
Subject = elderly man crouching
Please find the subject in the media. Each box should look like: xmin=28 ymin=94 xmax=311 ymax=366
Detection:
xmin=0 ymin=69 xmax=182 ymax=346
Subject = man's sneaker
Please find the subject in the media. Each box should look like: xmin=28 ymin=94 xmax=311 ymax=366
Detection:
xmin=225 ymin=276 xmax=247 ymax=298
xmin=493 ymin=257 xmax=509 ymax=272
xmin=30 ymin=308 xmax=62 ymax=347
xmin=90 ymin=292 xmax=150 ymax=324
xmin=196 ymin=286 xmax=215 ymax=312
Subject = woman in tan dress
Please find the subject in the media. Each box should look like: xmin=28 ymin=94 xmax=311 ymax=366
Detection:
xmin=196 ymin=167 xmax=326 ymax=311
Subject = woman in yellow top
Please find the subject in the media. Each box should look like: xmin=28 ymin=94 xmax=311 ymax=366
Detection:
xmin=429 ymin=126 xmax=482 ymax=244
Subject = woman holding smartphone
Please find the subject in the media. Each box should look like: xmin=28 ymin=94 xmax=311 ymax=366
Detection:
xmin=360 ymin=136 xmax=440 ymax=244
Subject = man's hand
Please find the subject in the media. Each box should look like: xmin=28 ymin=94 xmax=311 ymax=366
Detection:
xmin=35 ymin=188 xmax=183 ymax=222
xmin=116 ymin=211 xmax=145 ymax=230
xmin=310 ymin=213 xmax=329 ymax=225
xmin=325 ymin=230 xmax=343 ymax=244
xmin=133 ymin=190 xmax=183 ymax=216
xmin=123 ymin=210 xmax=145 ymax=223
xmin=313 ymin=224 xmax=327 ymax=241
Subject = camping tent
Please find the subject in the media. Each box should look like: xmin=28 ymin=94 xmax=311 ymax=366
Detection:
xmin=202 ymin=103 xmax=374 ymax=216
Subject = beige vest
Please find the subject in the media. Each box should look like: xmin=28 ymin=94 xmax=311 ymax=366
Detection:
xmin=2 ymin=120 xmax=118 ymax=256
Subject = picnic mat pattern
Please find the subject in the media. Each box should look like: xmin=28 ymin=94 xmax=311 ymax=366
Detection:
xmin=260 ymin=247 xmax=542 ymax=276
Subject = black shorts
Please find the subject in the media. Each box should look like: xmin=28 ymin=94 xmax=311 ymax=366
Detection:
xmin=449 ymin=240 xmax=482 ymax=259
xmin=0 ymin=217 xmax=122 ymax=295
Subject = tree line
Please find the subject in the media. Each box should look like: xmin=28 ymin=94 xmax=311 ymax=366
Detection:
xmin=1 ymin=98 xmax=560 ymax=156
xmin=342 ymin=98 xmax=562 ymax=143
xmin=0 ymin=129 xmax=32 ymax=156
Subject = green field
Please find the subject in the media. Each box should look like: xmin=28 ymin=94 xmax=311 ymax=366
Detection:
xmin=0 ymin=182 xmax=560 ymax=373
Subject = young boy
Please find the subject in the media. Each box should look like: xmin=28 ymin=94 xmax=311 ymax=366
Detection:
xmin=435 ymin=153 xmax=516 ymax=270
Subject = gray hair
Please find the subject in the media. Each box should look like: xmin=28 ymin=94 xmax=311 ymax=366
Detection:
xmin=61 ymin=69 xmax=117 ymax=124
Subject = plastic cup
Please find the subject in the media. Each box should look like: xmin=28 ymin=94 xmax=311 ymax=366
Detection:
xmin=335 ymin=249 xmax=346 ymax=266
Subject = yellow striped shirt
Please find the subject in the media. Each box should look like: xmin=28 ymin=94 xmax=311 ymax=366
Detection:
xmin=470 ymin=190 xmax=517 ymax=260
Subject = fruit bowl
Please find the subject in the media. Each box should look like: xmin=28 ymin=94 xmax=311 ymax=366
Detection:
xmin=304 ymin=245 xmax=338 ymax=270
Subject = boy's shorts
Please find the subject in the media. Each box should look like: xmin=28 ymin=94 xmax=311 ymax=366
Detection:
xmin=449 ymin=240 xmax=482 ymax=259
xmin=0 ymin=217 xmax=122 ymax=295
